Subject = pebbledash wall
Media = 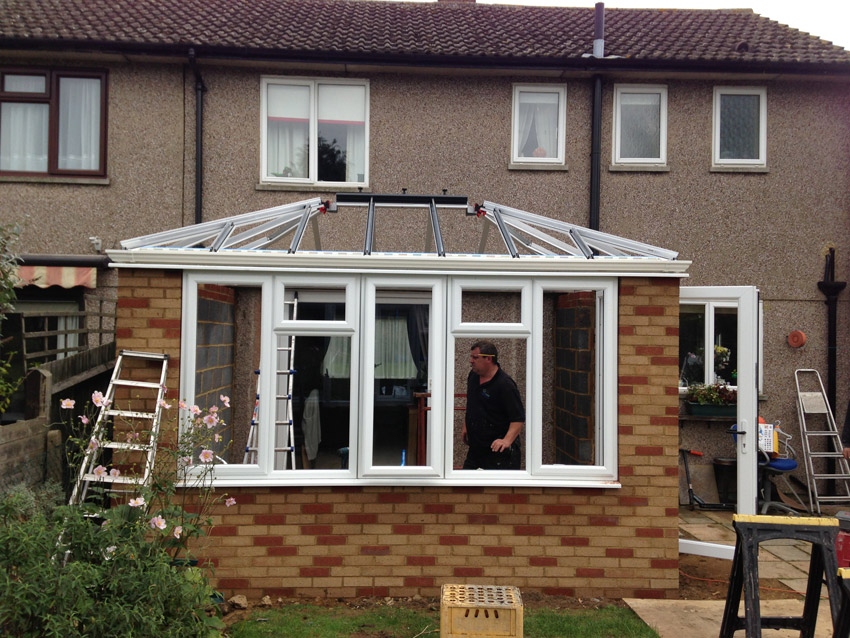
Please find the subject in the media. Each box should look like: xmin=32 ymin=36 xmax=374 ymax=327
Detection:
xmin=116 ymin=268 xmax=681 ymax=599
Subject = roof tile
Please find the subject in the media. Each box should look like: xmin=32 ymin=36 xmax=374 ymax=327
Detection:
xmin=0 ymin=0 xmax=848 ymax=70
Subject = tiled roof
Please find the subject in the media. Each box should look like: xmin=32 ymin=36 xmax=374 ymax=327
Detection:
xmin=1 ymin=0 xmax=848 ymax=72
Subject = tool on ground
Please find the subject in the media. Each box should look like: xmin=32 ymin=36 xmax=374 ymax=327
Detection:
xmin=679 ymin=448 xmax=735 ymax=511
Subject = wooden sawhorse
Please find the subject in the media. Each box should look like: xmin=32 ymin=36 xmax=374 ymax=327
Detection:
xmin=719 ymin=514 xmax=842 ymax=638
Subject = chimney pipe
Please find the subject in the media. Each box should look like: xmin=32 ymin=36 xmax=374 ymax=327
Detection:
xmin=593 ymin=2 xmax=605 ymax=58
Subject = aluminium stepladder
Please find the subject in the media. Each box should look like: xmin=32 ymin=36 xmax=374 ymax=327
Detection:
xmin=795 ymin=369 xmax=850 ymax=515
xmin=68 ymin=350 xmax=169 ymax=506
xmin=242 ymin=296 xmax=298 ymax=469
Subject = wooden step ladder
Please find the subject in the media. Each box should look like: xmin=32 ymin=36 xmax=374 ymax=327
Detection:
xmin=68 ymin=350 xmax=169 ymax=506
xmin=795 ymin=369 xmax=850 ymax=515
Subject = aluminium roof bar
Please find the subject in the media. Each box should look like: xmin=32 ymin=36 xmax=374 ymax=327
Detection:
xmin=428 ymin=199 xmax=446 ymax=257
xmin=336 ymin=193 xmax=468 ymax=208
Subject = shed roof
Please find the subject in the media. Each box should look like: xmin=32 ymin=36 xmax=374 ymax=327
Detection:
xmin=1 ymin=0 xmax=848 ymax=73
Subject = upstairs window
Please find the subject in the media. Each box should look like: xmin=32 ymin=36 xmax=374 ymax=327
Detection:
xmin=613 ymin=84 xmax=667 ymax=165
xmin=261 ymin=77 xmax=369 ymax=186
xmin=511 ymin=84 xmax=566 ymax=165
xmin=0 ymin=69 xmax=107 ymax=176
xmin=713 ymin=86 xmax=766 ymax=167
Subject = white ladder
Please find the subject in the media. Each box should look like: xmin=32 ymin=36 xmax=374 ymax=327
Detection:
xmin=68 ymin=350 xmax=169 ymax=506
xmin=795 ymin=368 xmax=850 ymax=514
xmin=242 ymin=297 xmax=298 ymax=469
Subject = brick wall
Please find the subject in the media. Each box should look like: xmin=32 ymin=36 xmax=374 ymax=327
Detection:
xmin=115 ymin=269 xmax=681 ymax=600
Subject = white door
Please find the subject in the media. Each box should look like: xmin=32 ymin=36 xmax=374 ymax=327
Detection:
xmin=679 ymin=286 xmax=759 ymax=559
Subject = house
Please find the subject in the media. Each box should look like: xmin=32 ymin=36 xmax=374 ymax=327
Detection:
xmin=1 ymin=0 xmax=849 ymax=600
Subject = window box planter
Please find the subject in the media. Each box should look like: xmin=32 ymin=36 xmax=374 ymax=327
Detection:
xmin=686 ymin=401 xmax=737 ymax=417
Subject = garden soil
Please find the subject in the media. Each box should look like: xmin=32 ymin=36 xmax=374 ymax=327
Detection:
xmin=219 ymin=552 xmax=804 ymax=629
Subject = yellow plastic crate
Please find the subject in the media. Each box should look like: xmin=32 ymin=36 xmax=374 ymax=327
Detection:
xmin=440 ymin=584 xmax=523 ymax=638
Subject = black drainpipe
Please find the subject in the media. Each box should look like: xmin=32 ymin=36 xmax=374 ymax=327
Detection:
xmin=188 ymin=49 xmax=207 ymax=226
xmin=588 ymin=3 xmax=604 ymax=231
xmin=816 ymin=248 xmax=846 ymax=493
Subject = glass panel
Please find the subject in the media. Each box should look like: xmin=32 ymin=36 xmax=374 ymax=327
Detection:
xmin=279 ymin=334 xmax=351 ymax=470
xmin=267 ymin=83 xmax=309 ymax=178
xmin=58 ymin=77 xmax=101 ymax=171
xmin=283 ymin=290 xmax=345 ymax=321
xmin=679 ymin=304 xmax=706 ymax=386
xmin=620 ymin=92 xmax=661 ymax=159
xmin=4 ymin=74 xmax=46 ymax=93
xmin=453 ymin=337 xmax=526 ymax=470
xmin=461 ymin=290 xmax=522 ymax=323
xmin=714 ymin=307 xmax=738 ymax=385
xmin=719 ymin=94 xmax=760 ymax=160
xmin=0 ymin=102 xmax=48 ymax=172
xmin=372 ymin=298 xmax=430 ymax=466
xmin=317 ymin=84 xmax=366 ymax=183
xmin=517 ymin=91 xmax=560 ymax=159
xmin=543 ymin=291 xmax=598 ymax=466
xmin=195 ymin=284 xmax=261 ymax=465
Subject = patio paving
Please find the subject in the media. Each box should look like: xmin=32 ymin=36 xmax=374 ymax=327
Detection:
xmin=624 ymin=507 xmax=843 ymax=638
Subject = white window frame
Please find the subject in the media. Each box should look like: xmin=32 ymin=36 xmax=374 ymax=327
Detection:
xmin=260 ymin=76 xmax=370 ymax=187
xmin=612 ymin=84 xmax=667 ymax=166
xmin=510 ymin=84 xmax=567 ymax=165
xmin=712 ymin=86 xmax=767 ymax=168
xmin=181 ymin=271 xmax=619 ymax=487
xmin=359 ymin=277 xmax=445 ymax=479
xmin=678 ymin=287 xmax=764 ymax=393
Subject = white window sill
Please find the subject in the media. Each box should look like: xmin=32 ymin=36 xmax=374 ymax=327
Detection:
xmin=256 ymin=182 xmax=367 ymax=192
xmin=609 ymin=164 xmax=669 ymax=173
xmin=508 ymin=162 xmax=568 ymax=171
xmin=710 ymin=165 xmax=769 ymax=173
xmin=0 ymin=175 xmax=110 ymax=185
xmin=202 ymin=476 xmax=622 ymax=489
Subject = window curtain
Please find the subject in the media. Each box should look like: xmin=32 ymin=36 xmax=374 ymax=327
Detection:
xmin=533 ymin=104 xmax=558 ymax=159
xmin=323 ymin=336 xmax=351 ymax=378
xmin=345 ymin=124 xmax=366 ymax=182
xmin=375 ymin=316 xmax=418 ymax=379
xmin=516 ymin=100 xmax=536 ymax=158
xmin=0 ymin=102 xmax=48 ymax=171
xmin=58 ymin=77 xmax=101 ymax=171
xmin=406 ymin=305 xmax=429 ymax=386
xmin=267 ymin=121 xmax=308 ymax=177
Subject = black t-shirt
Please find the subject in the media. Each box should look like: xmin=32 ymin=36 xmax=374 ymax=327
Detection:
xmin=465 ymin=367 xmax=525 ymax=448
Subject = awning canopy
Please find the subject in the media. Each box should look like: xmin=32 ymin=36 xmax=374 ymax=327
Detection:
xmin=16 ymin=265 xmax=97 ymax=289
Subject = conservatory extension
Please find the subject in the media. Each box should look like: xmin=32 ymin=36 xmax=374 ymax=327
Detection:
xmin=111 ymin=193 xmax=687 ymax=488
xmin=107 ymin=193 xmax=690 ymax=599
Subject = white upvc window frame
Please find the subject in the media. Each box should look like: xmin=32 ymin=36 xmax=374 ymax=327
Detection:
xmin=359 ymin=277 xmax=445 ymax=479
xmin=180 ymin=270 xmax=620 ymax=487
xmin=712 ymin=86 xmax=767 ymax=168
xmin=445 ymin=276 xmax=618 ymax=484
xmin=612 ymin=84 xmax=668 ymax=166
xmin=678 ymin=287 xmax=764 ymax=394
xmin=510 ymin=84 xmax=567 ymax=166
xmin=260 ymin=76 xmax=370 ymax=187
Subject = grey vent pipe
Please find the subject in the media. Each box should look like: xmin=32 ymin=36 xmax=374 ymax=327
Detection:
xmin=589 ymin=3 xmax=604 ymax=231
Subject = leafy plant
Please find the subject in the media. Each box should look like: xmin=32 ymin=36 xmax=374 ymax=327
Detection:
xmin=685 ymin=382 xmax=737 ymax=406
xmin=0 ymin=392 xmax=236 ymax=636
xmin=0 ymin=222 xmax=21 ymax=413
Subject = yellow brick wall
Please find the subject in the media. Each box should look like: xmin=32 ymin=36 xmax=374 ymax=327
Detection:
xmin=115 ymin=269 xmax=681 ymax=600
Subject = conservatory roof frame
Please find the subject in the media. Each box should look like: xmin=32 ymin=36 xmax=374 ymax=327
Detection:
xmin=111 ymin=194 xmax=688 ymax=276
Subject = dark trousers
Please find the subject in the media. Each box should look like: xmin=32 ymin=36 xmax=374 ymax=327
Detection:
xmin=463 ymin=443 xmax=520 ymax=470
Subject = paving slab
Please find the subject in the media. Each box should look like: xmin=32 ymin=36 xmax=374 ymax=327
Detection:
xmin=680 ymin=523 xmax=737 ymax=544
xmin=763 ymin=544 xmax=815 ymax=562
xmin=753 ymin=560 xmax=808 ymax=580
xmin=625 ymin=599 xmax=836 ymax=638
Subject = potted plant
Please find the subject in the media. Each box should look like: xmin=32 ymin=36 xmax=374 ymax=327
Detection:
xmin=685 ymin=382 xmax=737 ymax=417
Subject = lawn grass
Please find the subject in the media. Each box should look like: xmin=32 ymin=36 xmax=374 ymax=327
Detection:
xmin=226 ymin=603 xmax=659 ymax=638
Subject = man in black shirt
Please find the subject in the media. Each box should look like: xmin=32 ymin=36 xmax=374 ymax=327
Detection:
xmin=462 ymin=341 xmax=525 ymax=470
